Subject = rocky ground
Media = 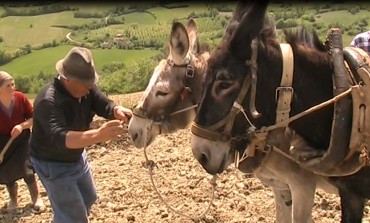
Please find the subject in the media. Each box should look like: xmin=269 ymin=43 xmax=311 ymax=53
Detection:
xmin=1 ymin=92 xmax=369 ymax=223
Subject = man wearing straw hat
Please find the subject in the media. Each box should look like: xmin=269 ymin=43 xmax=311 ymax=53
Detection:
xmin=29 ymin=47 xmax=132 ymax=223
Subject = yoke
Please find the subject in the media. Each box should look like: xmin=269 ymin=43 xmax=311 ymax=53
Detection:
xmin=293 ymin=31 xmax=370 ymax=176
xmin=261 ymin=29 xmax=370 ymax=176
xmin=345 ymin=47 xmax=370 ymax=164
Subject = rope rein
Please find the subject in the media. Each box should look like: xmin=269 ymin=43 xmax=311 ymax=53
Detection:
xmin=142 ymin=120 xmax=216 ymax=222
xmin=169 ymin=104 xmax=198 ymax=116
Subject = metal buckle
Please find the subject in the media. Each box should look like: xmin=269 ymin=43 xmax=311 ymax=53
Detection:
xmin=186 ymin=65 xmax=195 ymax=78
xmin=167 ymin=59 xmax=175 ymax=67
xmin=275 ymin=86 xmax=294 ymax=102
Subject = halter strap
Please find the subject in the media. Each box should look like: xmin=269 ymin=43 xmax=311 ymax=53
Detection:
xmin=132 ymin=57 xmax=198 ymax=120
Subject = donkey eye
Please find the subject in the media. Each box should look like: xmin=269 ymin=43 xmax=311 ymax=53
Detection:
xmin=219 ymin=82 xmax=232 ymax=89
xmin=156 ymin=91 xmax=168 ymax=97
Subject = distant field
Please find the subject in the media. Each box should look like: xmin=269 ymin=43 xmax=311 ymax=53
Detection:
xmin=124 ymin=12 xmax=157 ymax=25
xmin=316 ymin=9 xmax=370 ymax=27
xmin=148 ymin=4 xmax=208 ymax=21
xmin=61 ymin=2 xmax=131 ymax=13
xmin=0 ymin=45 xmax=159 ymax=77
xmin=0 ymin=11 xmax=103 ymax=50
xmin=316 ymin=9 xmax=370 ymax=45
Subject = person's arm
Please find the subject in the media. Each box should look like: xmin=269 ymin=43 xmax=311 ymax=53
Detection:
xmin=91 ymin=86 xmax=116 ymax=119
xmin=65 ymin=119 xmax=124 ymax=149
xmin=10 ymin=92 xmax=34 ymax=138
xmin=91 ymin=86 xmax=132 ymax=122
xmin=19 ymin=117 xmax=33 ymax=129
xmin=11 ymin=117 xmax=33 ymax=138
xmin=37 ymin=98 xmax=125 ymax=150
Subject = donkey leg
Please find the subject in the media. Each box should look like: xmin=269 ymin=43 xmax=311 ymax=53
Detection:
xmin=338 ymin=187 xmax=365 ymax=223
xmin=271 ymin=186 xmax=293 ymax=223
xmin=290 ymin=180 xmax=315 ymax=223
xmin=262 ymin=150 xmax=316 ymax=223
xmin=256 ymin=172 xmax=293 ymax=223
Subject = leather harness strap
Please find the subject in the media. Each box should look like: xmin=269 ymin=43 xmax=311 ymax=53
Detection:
xmin=275 ymin=43 xmax=294 ymax=124
xmin=245 ymin=43 xmax=294 ymax=158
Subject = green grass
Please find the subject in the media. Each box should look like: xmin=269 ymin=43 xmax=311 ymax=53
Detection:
xmin=148 ymin=4 xmax=209 ymax=21
xmin=61 ymin=2 xmax=131 ymax=14
xmin=25 ymin=93 xmax=37 ymax=100
xmin=0 ymin=45 xmax=159 ymax=77
xmin=124 ymin=12 xmax=157 ymax=25
xmin=316 ymin=10 xmax=370 ymax=27
xmin=315 ymin=9 xmax=370 ymax=45
xmin=0 ymin=6 xmax=5 ymax=15
xmin=0 ymin=11 xmax=101 ymax=50
xmin=92 ymin=48 xmax=159 ymax=67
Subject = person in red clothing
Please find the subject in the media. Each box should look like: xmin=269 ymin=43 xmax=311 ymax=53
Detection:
xmin=0 ymin=71 xmax=44 ymax=213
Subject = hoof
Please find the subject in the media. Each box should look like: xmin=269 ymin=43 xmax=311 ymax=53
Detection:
xmin=31 ymin=198 xmax=45 ymax=214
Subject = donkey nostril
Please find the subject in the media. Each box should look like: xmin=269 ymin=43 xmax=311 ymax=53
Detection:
xmin=200 ymin=153 xmax=208 ymax=166
xmin=132 ymin=133 xmax=138 ymax=142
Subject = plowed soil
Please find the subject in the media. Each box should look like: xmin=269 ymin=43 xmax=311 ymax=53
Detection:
xmin=1 ymin=92 xmax=369 ymax=223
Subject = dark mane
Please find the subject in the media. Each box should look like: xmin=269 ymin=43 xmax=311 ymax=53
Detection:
xmin=283 ymin=27 xmax=332 ymax=73
xmin=259 ymin=16 xmax=279 ymax=49
xmin=283 ymin=27 xmax=326 ymax=52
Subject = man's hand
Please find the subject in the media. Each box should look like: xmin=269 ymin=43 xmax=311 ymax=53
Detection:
xmin=114 ymin=105 xmax=133 ymax=123
xmin=98 ymin=120 xmax=125 ymax=141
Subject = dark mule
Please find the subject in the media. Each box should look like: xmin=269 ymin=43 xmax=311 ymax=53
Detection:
xmin=190 ymin=1 xmax=370 ymax=223
xmin=128 ymin=7 xmax=339 ymax=223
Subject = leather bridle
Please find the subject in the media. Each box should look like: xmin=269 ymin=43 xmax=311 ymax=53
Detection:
xmin=132 ymin=56 xmax=197 ymax=122
xmin=191 ymin=38 xmax=295 ymax=149
xmin=190 ymin=38 xmax=260 ymax=143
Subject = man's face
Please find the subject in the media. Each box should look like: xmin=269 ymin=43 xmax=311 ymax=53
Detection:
xmin=65 ymin=78 xmax=94 ymax=98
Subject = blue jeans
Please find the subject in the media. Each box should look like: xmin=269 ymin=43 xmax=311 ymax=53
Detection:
xmin=30 ymin=151 xmax=97 ymax=223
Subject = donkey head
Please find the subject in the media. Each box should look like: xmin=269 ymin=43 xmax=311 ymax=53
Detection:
xmin=190 ymin=1 xmax=275 ymax=174
xmin=128 ymin=19 xmax=209 ymax=148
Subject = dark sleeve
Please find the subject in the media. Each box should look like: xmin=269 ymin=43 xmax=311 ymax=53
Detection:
xmin=90 ymin=86 xmax=116 ymax=120
xmin=35 ymin=98 xmax=69 ymax=151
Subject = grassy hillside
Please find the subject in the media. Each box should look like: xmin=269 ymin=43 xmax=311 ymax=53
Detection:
xmin=0 ymin=11 xmax=101 ymax=50
xmin=0 ymin=45 xmax=159 ymax=77
xmin=316 ymin=9 xmax=370 ymax=45
xmin=1 ymin=2 xmax=369 ymax=51
xmin=1 ymin=1 xmax=370 ymax=94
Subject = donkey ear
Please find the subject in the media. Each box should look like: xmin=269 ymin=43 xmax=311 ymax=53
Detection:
xmin=223 ymin=1 xmax=254 ymax=40
xmin=170 ymin=22 xmax=190 ymax=65
xmin=187 ymin=19 xmax=198 ymax=54
xmin=229 ymin=1 xmax=269 ymax=60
